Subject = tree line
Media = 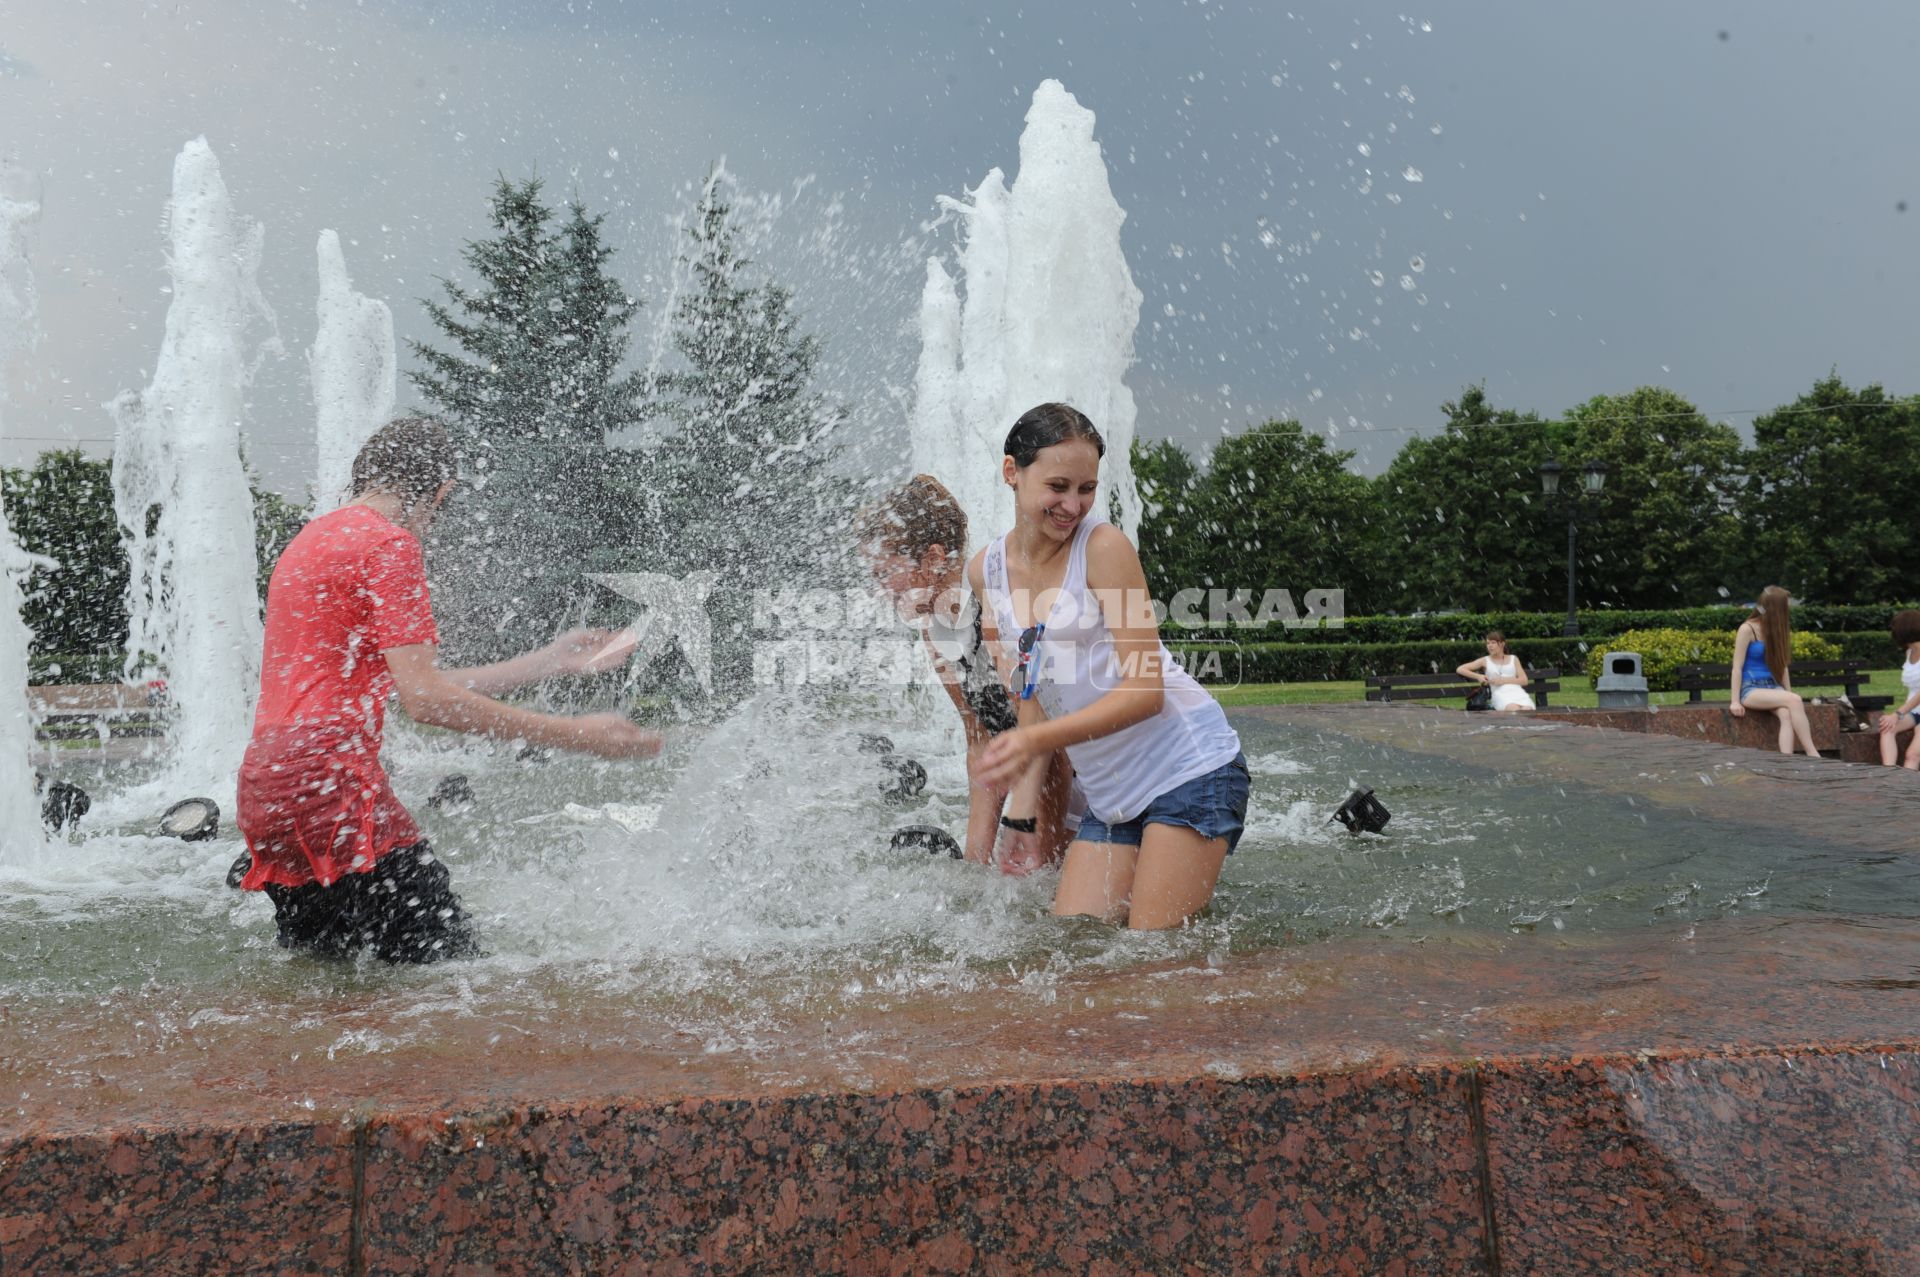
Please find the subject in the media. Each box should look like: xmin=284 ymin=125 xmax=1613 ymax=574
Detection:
xmin=5 ymin=167 xmax=1915 ymax=684
xmin=6 ymin=171 xmax=853 ymax=697
xmin=1136 ymin=377 xmax=1920 ymax=616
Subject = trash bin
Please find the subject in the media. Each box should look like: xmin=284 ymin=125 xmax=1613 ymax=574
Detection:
xmin=1595 ymin=651 xmax=1649 ymax=709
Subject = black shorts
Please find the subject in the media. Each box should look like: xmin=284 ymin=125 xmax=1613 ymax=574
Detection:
xmin=263 ymin=841 xmax=479 ymax=965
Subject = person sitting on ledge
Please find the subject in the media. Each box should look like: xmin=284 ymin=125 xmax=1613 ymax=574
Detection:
xmin=1877 ymin=608 xmax=1920 ymax=769
xmin=1728 ymin=585 xmax=1819 ymax=757
xmin=236 ymin=416 xmax=662 ymax=964
xmin=1455 ymin=630 xmax=1535 ymax=712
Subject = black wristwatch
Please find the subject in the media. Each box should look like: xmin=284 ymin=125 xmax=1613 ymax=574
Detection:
xmin=999 ymin=814 xmax=1038 ymax=833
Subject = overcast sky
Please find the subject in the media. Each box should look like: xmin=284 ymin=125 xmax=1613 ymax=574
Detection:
xmin=2 ymin=0 xmax=1915 ymax=492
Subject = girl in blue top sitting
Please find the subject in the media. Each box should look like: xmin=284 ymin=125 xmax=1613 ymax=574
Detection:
xmin=1728 ymin=586 xmax=1819 ymax=756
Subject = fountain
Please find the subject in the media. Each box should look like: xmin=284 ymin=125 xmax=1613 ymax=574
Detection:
xmin=912 ymin=79 xmax=1146 ymax=541
xmin=108 ymin=138 xmax=278 ymax=799
xmin=4 ymin=94 xmax=1920 ymax=1276
xmin=309 ymin=229 xmax=396 ymax=513
xmin=0 ymin=160 xmax=44 ymax=861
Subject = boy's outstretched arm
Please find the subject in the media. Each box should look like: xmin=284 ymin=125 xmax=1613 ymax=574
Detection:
xmin=384 ymin=643 xmax=660 ymax=758
xmin=440 ymin=627 xmax=641 ymax=696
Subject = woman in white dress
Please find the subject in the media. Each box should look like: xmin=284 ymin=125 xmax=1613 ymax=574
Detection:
xmin=1877 ymin=609 xmax=1920 ymax=768
xmin=1456 ymin=631 xmax=1535 ymax=712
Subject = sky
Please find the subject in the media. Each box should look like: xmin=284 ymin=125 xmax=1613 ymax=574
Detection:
xmin=1 ymin=0 xmax=1915 ymax=493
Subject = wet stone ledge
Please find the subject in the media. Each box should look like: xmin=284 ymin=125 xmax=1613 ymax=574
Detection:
xmin=7 ymin=1047 xmax=1919 ymax=1274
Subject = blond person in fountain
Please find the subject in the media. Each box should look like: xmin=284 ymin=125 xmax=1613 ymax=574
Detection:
xmin=859 ymin=474 xmax=1080 ymax=875
xmin=235 ymin=417 xmax=660 ymax=965
xmin=1456 ymin=631 xmax=1535 ymax=712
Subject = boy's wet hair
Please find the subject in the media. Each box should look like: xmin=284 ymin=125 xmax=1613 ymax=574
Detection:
xmin=1004 ymin=402 xmax=1105 ymax=467
xmin=1893 ymin=609 xmax=1920 ymax=648
xmin=859 ymin=474 xmax=967 ymax=561
xmin=350 ymin=417 xmax=459 ymax=509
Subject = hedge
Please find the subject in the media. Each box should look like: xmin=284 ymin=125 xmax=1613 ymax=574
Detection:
xmin=1170 ymin=637 xmax=1590 ymax=685
xmin=29 ymin=652 xmax=126 ymax=685
xmin=1580 ymin=629 xmax=1842 ymax=692
xmin=1165 ymin=602 xmax=1920 ymax=646
xmin=1173 ymin=631 xmax=1897 ymax=687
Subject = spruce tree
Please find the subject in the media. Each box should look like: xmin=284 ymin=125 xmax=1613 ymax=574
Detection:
xmin=640 ymin=170 xmax=846 ymax=693
xmin=410 ymin=178 xmax=646 ymax=660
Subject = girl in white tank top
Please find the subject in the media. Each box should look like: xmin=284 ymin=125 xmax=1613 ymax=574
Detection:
xmin=970 ymin=403 xmax=1248 ymax=931
xmin=1879 ymin=610 xmax=1920 ymax=768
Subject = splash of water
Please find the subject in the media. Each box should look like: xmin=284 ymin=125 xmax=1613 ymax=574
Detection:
xmin=912 ymin=80 xmax=1145 ymax=542
xmin=109 ymin=138 xmax=279 ymax=797
xmin=0 ymin=160 xmax=44 ymax=861
xmin=309 ymin=229 xmax=395 ymax=513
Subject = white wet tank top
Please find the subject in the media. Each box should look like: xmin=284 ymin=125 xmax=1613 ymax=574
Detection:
xmin=983 ymin=516 xmax=1240 ymax=824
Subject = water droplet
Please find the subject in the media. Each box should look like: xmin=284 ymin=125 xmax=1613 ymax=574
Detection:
xmin=1402 ymin=166 xmax=1424 ymax=182
xmin=1410 ymin=254 xmax=1425 ymax=272
xmin=1357 ymin=143 xmax=1372 ymax=157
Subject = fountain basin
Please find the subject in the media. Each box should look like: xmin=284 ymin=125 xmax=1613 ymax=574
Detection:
xmin=6 ymin=705 xmax=1920 ymax=1273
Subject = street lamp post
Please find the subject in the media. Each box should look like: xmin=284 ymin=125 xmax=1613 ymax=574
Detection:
xmin=1539 ymin=457 xmax=1608 ymax=637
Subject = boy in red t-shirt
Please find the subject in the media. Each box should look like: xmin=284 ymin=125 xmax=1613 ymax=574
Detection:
xmin=238 ymin=417 xmax=658 ymax=963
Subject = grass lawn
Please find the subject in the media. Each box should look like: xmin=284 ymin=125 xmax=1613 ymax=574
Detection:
xmin=1212 ymin=668 xmax=1910 ymax=710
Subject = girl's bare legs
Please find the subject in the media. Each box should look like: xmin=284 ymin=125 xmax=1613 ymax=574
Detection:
xmin=1053 ymin=840 xmax=1135 ymax=924
xmin=1053 ymin=824 xmax=1229 ymax=930
xmin=1740 ymin=688 xmax=1819 ymax=756
xmin=1881 ymin=717 xmax=1914 ymax=766
xmin=1127 ymin=824 xmax=1230 ymax=931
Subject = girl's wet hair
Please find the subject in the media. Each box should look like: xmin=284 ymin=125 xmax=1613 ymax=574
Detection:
xmin=1484 ymin=630 xmax=1507 ymax=648
xmin=1893 ymin=609 xmax=1920 ymax=648
xmin=858 ymin=474 xmax=968 ymax=561
xmin=1004 ymin=402 xmax=1106 ymax=467
xmin=350 ymin=416 xmax=458 ymax=508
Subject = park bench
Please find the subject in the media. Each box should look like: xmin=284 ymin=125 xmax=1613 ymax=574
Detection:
xmin=30 ymin=684 xmax=167 ymax=742
xmin=1365 ymin=667 xmax=1560 ymax=708
xmin=1675 ymin=660 xmax=1892 ymax=712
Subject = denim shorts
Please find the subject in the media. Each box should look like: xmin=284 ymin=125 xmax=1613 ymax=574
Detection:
xmin=1739 ymin=673 xmax=1780 ymax=702
xmin=1075 ymin=753 xmax=1251 ymax=855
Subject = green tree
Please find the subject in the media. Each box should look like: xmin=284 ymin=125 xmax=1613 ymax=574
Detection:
xmin=410 ymin=178 xmax=647 ymax=660
xmin=1132 ymin=436 xmax=1207 ymax=604
xmin=252 ymin=483 xmax=307 ymax=603
xmin=1740 ymin=374 xmax=1920 ymax=603
xmin=633 ymin=170 xmax=846 ymax=694
xmin=1368 ymin=386 xmax=1557 ymax=613
xmin=1194 ymin=419 xmax=1381 ymax=615
xmin=1562 ymin=386 xmax=1743 ymax=608
xmin=1 ymin=450 xmax=128 ymax=658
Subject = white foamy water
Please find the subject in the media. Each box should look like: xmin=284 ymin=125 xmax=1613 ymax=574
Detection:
xmin=110 ymin=137 xmax=279 ymax=799
xmin=912 ymin=80 xmax=1145 ymax=543
xmin=309 ymin=228 xmax=395 ymax=513
xmin=0 ymin=502 xmax=42 ymax=864
xmin=449 ymin=693 xmax=1058 ymax=994
xmin=0 ymin=161 xmax=43 ymax=864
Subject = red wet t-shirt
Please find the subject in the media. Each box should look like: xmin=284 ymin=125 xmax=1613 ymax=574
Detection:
xmin=237 ymin=504 xmax=439 ymax=889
